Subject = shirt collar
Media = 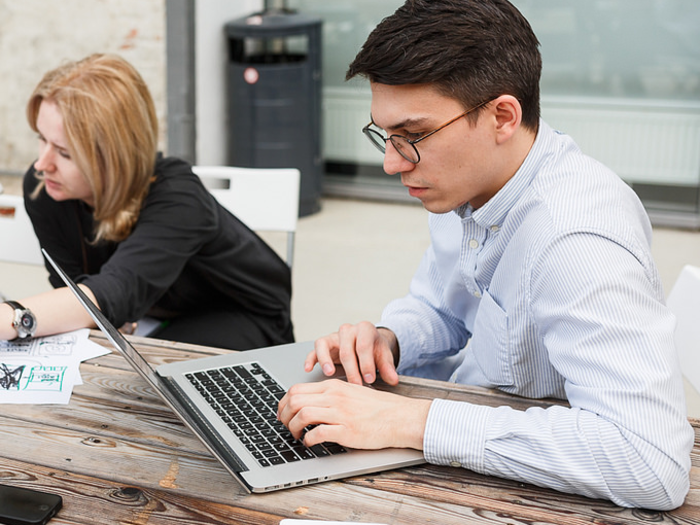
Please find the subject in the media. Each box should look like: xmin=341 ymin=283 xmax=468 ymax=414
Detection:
xmin=455 ymin=119 xmax=554 ymax=228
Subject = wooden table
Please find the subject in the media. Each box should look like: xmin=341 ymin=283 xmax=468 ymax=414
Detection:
xmin=1 ymin=332 xmax=698 ymax=524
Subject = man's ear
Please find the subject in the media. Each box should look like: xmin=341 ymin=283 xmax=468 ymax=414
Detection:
xmin=491 ymin=95 xmax=522 ymax=145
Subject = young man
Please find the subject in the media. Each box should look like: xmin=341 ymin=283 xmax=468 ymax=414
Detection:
xmin=278 ymin=0 xmax=693 ymax=510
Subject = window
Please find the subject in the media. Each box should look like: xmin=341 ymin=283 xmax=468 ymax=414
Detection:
xmin=290 ymin=0 xmax=700 ymax=223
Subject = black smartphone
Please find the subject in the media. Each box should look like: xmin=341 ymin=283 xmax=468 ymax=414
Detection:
xmin=0 ymin=484 xmax=62 ymax=525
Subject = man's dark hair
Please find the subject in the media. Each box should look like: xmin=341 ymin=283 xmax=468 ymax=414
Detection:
xmin=346 ymin=0 xmax=542 ymax=131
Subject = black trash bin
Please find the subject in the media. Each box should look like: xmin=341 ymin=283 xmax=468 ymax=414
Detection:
xmin=225 ymin=10 xmax=323 ymax=217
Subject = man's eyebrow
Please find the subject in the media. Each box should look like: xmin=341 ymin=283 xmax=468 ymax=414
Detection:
xmin=371 ymin=114 xmax=431 ymax=131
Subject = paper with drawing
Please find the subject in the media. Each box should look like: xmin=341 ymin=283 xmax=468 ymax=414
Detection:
xmin=0 ymin=329 xmax=110 ymax=404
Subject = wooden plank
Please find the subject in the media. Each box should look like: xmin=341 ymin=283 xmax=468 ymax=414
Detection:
xmin=3 ymin=396 xmax=503 ymax=525
xmin=10 ymin=332 xmax=687 ymax=524
xmin=377 ymin=374 xmax=567 ymax=411
xmin=348 ymin=464 xmax=700 ymax=525
xmin=0 ymin=457 xmax=283 ymax=525
xmin=0 ymin=369 xmax=210 ymax=455
xmin=89 ymin=331 xmax=231 ymax=359
xmin=0 ymin=415 xmax=522 ymax=524
xmin=0 ymin=410 xmax=246 ymax=495
xmin=3 ymin=403 xmax=698 ymax=525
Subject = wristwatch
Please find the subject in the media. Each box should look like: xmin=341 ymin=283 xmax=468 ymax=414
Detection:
xmin=4 ymin=300 xmax=37 ymax=339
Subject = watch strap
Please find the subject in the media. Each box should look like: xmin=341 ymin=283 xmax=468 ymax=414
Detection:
xmin=4 ymin=300 xmax=25 ymax=311
xmin=4 ymin=300 xmax=36 ymax=339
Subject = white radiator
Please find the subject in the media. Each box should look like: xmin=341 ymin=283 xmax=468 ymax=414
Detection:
xmin=542 ymin=96 xmax=700 ymax=186
xmin=323 ymin=88 xmax=700 ymax=188
xmin=323 ymin=87 xmax=381 ymax=164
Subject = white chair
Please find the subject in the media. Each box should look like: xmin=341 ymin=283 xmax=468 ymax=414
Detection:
xmin=192 ymin=166 xmax=300 ymax=268
xmin=0 ymin=193 xmax=44 ymax=265
xmin=666 ymin=265 xmax=700 ymax=415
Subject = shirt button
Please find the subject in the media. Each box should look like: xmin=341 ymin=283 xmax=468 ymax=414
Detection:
xmin=468 ymin=239 xmax=479 ymax=249
xmin=490 ymin=225 xmax=500 ymax=232
xmin=450 ymin=461 xmax=462 ymax=468
xmin=473 ymin=290 xmax=481 ymax=298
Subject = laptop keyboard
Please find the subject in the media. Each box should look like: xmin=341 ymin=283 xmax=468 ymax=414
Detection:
xmin=185 ymin=362 xmax=347 ymax=467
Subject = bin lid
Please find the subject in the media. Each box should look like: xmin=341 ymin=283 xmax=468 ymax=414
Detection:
xmin=225 ymin=10 xmax=322 ymax=37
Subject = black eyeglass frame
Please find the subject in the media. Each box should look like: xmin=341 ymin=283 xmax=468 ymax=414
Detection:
xmin=362 ymin=99 xmax=492 ymax=164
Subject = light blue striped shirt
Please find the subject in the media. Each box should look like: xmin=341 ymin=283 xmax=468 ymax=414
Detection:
xmin=380 ymin=120 xmax=693 ymax=510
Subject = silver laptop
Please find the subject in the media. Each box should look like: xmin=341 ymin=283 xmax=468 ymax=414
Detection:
xmin=44 ymin=249 xmax=425 ymax=493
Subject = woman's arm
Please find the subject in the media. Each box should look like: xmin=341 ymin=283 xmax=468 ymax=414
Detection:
xmin=1 ymin=284 xmax=97 ymax=340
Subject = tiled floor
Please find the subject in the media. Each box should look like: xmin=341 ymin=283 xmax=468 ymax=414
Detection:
xmin=1 ymin=173 xmax=699 ymax=416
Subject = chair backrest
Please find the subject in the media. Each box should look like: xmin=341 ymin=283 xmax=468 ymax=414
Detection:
xmin=0 ymin=193 xmax=44 ymax=265
xmin=666 ymin=265 xmax=700 ymax=398
xmin=192 ymin=166 xmax=300 ymax=267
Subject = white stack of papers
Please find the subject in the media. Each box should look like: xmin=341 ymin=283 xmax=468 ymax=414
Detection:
xmin=0 ymin=329 xmax=111 ymax=404
xmin=280 ymin=518 xmax=383 ymax=525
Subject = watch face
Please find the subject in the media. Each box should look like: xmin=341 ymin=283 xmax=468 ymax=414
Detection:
xmin=20 ymin=312 xmax=36 ymax=333
xmin=15 ymin=310 xmax=37 ymax=338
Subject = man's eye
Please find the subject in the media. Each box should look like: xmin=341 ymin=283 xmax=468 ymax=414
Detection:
xmin=404 ymin=132 xmax=423 ymax=141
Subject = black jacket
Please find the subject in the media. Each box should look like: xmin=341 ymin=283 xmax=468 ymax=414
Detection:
xmin=24 ymin=155 xmax=293 ymax=346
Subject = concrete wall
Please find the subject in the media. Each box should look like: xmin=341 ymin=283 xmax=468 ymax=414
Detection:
xmin=0 ymin=0 xmax=289 ymax=175
xmin=195 ymin=0 xmax=262 ymax=165
xmin=0 ymin=0 xmax=167 ymax=174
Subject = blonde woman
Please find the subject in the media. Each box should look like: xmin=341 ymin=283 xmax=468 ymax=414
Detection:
xmin=1 ymin=54 xmax=294 ymax=350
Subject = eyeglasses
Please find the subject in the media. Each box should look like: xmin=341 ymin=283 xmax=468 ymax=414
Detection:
xmin=362 ymin=99 xmax=491 ymax=164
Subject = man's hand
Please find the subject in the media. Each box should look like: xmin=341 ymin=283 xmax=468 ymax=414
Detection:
xmin=307 ymin=321 xmax=400 ymax=385
xmin=277 ymin=379 xmax=430 ymax=451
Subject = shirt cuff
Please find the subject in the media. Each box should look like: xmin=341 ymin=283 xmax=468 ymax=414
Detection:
xmin=423 ymin=398 xmax=491 ymax=474
xmin=376 ymin=319 xmax=416 ymax=372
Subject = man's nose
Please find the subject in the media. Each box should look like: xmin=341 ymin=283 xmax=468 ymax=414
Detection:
xmin=383 ymin=141 xmax=415 ymax=176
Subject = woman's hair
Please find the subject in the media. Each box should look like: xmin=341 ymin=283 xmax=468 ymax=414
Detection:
xmin=346 ymin=0 xmax=542 ymax=131
xmin=27 ymin=53 xmax=158 ymax=242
